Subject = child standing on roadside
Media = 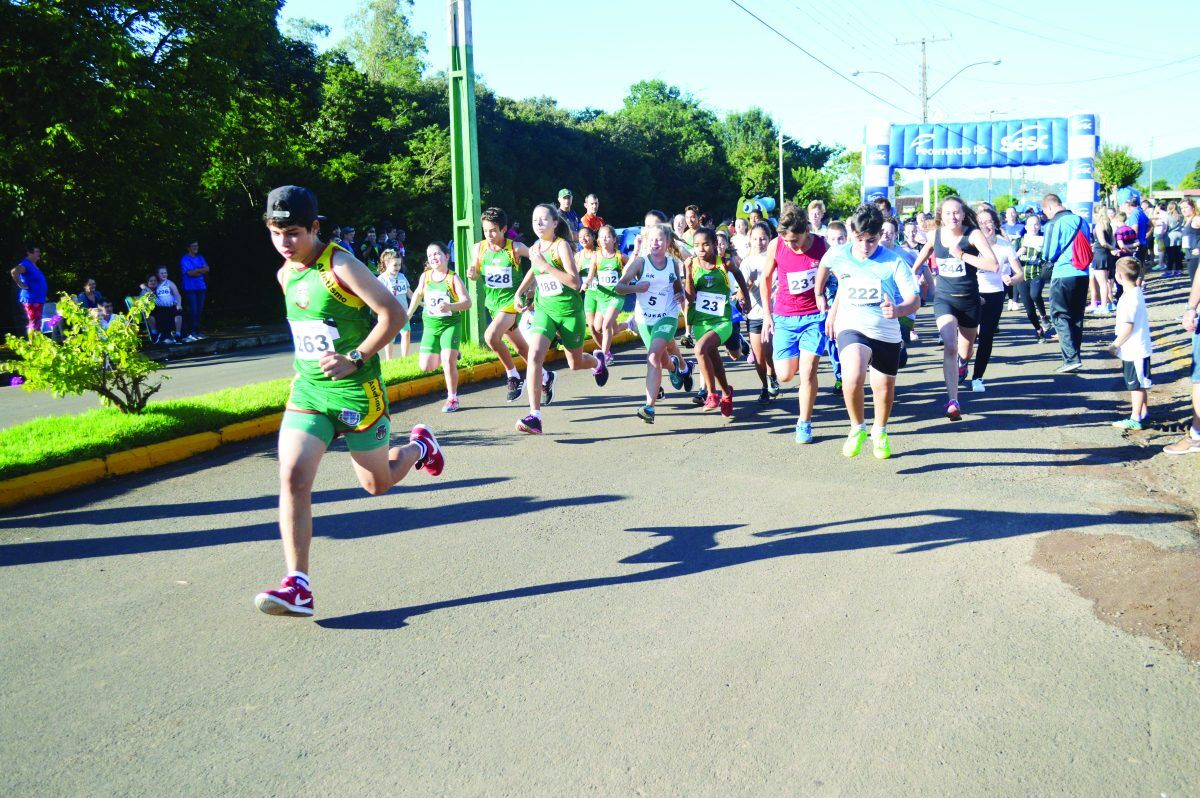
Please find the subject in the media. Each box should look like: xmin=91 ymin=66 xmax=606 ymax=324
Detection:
xmin=377 ymin=249 xmax=412 ymax=359
xmin=1108 ymin=257 xmax=1152 ymax=430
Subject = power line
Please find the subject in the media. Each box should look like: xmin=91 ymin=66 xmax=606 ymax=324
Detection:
xmin=966 ymin=53 xmax=1200 ymax=87
xmin=926 ymin=0 xmax=1158 ymax=61
xmin=725 ymin=0 xmax=912 ymax=117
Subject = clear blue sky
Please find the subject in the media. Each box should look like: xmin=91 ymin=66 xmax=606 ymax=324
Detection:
xmin=282 ymin=0 xmax=1199 ymax=178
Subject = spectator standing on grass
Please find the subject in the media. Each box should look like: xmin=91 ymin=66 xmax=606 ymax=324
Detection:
xmin=341 ymin=227 xmax=359 ymax=259
xmin=11 ymin=244 xmax=47 ymax=335
xmin=180 ymin=241 xmax=209 ymax=340
xmin=153 ymin=266 xmax=184 ymax=344
xmin=76 ymin=277 xmax=105 ymax=309
xmin=556 ymin=189 xmax=581 ymax=232
xmin=360 ymin=228 xmax=382 ymax=272
xmin=580 ymin=194 xmax=605 ymax=231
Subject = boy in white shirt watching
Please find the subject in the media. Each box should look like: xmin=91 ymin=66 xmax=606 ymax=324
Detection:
xmin=1108 ymin=256 xmax=1153 ymax=429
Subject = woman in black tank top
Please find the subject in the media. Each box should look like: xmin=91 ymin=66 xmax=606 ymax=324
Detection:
xmin=912 ymin=197 xmax=999 ymax=421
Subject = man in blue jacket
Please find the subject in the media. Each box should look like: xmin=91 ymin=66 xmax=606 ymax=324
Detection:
xmin=1040 ymin=194 xmax=1091 ymax=373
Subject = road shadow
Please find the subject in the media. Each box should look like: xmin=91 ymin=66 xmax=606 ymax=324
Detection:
xmin=317 ymin=506 xmax=1188 ymax=630
xmin=0 ymin=491 xmax=621 ymax=567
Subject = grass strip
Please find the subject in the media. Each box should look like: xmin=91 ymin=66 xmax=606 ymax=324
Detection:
xmin=0 ymin=343 xmax=507 ymax=481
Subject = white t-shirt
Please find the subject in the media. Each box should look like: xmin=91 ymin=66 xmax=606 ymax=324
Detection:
xmin=826 ymin=244 xmax=920 ymax=343
xmin=1115 ymin=286 xmax=1152 ymax=361
xmin=979 ymin=238 xmax=1019 ymax=293
xmin=730 ymin=233 xmax=750 ymax=259
xmin=378 ymin=271 xmax=411 ymax=312
xmin=739 ymin=252 xmax=769 ymax=320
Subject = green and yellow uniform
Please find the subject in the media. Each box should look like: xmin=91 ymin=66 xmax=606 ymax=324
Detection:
xmin=419 ymin=270 xmax=462 ymax=354
xmin=281 ymin=241 xmax=389 ymax=451
xmin=529 ymin=238 xmax=587 ymax=350
xmin=472 ymin=240 xmax=522 ymax=316
xmin=687 ymin=260 xmax=735 ymax=344
xmin=584 ymin=252 xmax=625 ymax=315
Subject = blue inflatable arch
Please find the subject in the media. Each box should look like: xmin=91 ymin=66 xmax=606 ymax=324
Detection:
xmin=862 ymin=115 xmax=1100 ymax=218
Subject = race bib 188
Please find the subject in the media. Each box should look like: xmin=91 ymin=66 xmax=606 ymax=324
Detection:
xmin=535 ymin=273 xmax=563 ymax=296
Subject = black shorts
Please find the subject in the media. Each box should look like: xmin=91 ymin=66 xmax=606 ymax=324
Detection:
xmin=152 ymin=306 xmax=179 ymax=329
xmin=836 ymin=330 xmax=901 ymax=377
xmin=747 ymin=318 xmax=763 ymax=335
xmin=934 ymin=293 xmax=981 ymax=328
xmin=1122 ymin=357 xmax=1151 ymax=390
xmin=1091 ymin=248 xmax=1111 ymax=271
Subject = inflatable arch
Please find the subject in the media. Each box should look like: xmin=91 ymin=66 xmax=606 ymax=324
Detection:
xmin=862 ymin=115 xmax=1100 ymax=218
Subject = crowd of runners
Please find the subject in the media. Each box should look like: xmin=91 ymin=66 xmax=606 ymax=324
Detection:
xmin=250 ymin=183 xmax=1200 ymax=617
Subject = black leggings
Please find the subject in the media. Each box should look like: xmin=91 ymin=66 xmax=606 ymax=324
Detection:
xmin=1016 ymin=273 xmax=1048 ymax=330
xmin=972 ymin=291 xmax=1006 ymax=380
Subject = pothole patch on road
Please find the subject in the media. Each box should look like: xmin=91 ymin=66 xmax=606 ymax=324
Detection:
xmin=1034 ymin=531 xmax=1200 ymax=663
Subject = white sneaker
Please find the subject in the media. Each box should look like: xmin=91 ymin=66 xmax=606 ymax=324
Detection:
xmin=971 ymin=378 xmax=985 ymax=393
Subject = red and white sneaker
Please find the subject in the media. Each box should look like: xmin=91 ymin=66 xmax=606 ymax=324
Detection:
xmin=410 ymin=424 xmax=444 ymax=476
xmin=255 ymin=576 xmax=314 ymax=617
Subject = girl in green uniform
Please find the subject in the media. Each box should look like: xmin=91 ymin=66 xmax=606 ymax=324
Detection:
xmin=684 ymin=227 xmax=751 ymax=418
xmin=586 ymin=225 xmax=627 ymax=360
xmin=512 ymin=204 xmax=609 ymax=435
xmin=410 ymin=242 xmax=472 ymax=412
xmin=254 ymin=185 xmax=442 ymax=618
xmin=466 ymin=207 xmax=535 ymax=402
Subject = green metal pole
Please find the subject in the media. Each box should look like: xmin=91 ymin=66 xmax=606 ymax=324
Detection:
xmin=448 ymin=0 xmax=485 ymax=345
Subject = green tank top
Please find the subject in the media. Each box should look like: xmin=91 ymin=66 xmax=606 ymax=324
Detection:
xmin=533 ymin=238 xmax=582 ymax=314
xmin=474 ymin=241 xmax=521 ymax=306
xmin=687 ymin=261 xmax=732 ymax=324
xmin=422 ymin=270 xmax=460 ymax=322
xmin=284 ymin=241 xmax=381 ymax=386
xmin=594 ymin=253 xmax=623 ymax=296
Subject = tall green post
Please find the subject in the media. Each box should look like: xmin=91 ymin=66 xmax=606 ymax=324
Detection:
xmin=448 ymin=0 xmax=485 ymax=344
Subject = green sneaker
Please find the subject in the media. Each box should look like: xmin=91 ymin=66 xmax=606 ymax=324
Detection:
xmin=1111 ymin=418 xmax=1143 ymax=430
xmin=872 ymin=430 xmax=892 ymax=459
xmin=842 ymin=428 xmax=868 ymax=458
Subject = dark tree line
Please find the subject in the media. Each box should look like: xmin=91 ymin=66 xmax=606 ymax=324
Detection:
xmin=1 ymin=1 xmax=844 ymax=328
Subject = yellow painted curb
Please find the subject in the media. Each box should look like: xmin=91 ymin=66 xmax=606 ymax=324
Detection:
xmin=221 ymin=413 xmax=284 ymax=444
xmin=0 ymin=459 xmax=107 ymax=509
xmin=0 ymin=330 xmax=653 ymax=509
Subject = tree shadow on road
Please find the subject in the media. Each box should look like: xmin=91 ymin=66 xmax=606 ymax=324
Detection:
xmin=316 ymin=506 xmax=1188 ymax=631
xmin=0 ymin=489 xmax=620 ymax=567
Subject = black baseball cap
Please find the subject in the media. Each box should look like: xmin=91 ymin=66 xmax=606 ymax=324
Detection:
xmin=264 ymin=185 xmax=325 ymax=227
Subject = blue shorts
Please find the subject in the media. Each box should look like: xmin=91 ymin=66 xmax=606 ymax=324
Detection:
xmin=772 ymin=312 xmax=827 ymax=359
xmin=1192 ymin=333 xmax=1200 ymax=383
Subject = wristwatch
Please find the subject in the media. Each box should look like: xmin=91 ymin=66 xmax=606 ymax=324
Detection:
xmin=347 ymin=349 xmax=364 ymax=370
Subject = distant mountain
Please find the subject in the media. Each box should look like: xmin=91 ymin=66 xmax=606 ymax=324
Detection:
xmin=1142 ymin=147 xmax=1200 ymax=187
xmin=897 ymin=176 xmax=1057 ymax=204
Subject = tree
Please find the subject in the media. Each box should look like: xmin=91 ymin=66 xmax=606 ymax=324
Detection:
xmin=1094 ymin=145 xmax=1143 ymax=198
xmin=789 ymin=166 xmax=833 ymax=208
xmin=6 ymin=295 xmax=163 ymax=413
xmin=993 ymin=194 xmax=1018 ymax=212
xmin=344 ymin=0 xmax=427 ymax=89
xmin=1179 ymin=160 xmax=1200 ymax=190
xmin=936 ymin=184 xmax=959 ymax=203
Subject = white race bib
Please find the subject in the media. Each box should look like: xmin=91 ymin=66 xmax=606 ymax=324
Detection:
xmin=599 ymin=269 xmax=620 ymax=287
xmin=289 ymin=320 xmax=339 ymax=360
xmin=535 ymin=272 xmax=563 ymax=296
xmin=639 ymin=289 xmax=671 ymax=322
xmin=483 ymin=265 xmax=513 ymax=289
xmin=694 ymin=290 xmax=726 ymax=317
xmin=843 ymin=276 xmax=884 ymax=306
xmin=939 ymin=258 xmax=967 ymax=278
xmin=786 ymin=268 xmax=817 ymax=295
xmin=425 ymin=292 xmax=452 ymax=317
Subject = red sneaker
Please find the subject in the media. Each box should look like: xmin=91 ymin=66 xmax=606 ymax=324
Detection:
xmin=255 ymin=576 xmax=314 ymax=617
xmin=409 ymin=424 xmax=444 ymax=476
xmin=702 ymin=392 xmax=720 ymax=412
xmin=719 ymin=389 xmax=733 ymax=417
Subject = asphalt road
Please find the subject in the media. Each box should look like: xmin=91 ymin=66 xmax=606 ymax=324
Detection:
xmin=2 ymin=294 xmax=1199 ymax=795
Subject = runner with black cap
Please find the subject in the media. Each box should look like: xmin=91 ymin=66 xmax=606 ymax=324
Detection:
xmin=254 ymin=185 xmax=444 ymax=618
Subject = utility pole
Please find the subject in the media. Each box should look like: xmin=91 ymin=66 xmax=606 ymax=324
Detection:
xmin=1148 ymin=136 xmax=1155 ymax=199
xmin=778 ymin=126 xmax=784 ymax=212
xmin=447 ymin=0 xmax=484 ymax=344
xmin=897 ymin=36 xmax=950 ymax=211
